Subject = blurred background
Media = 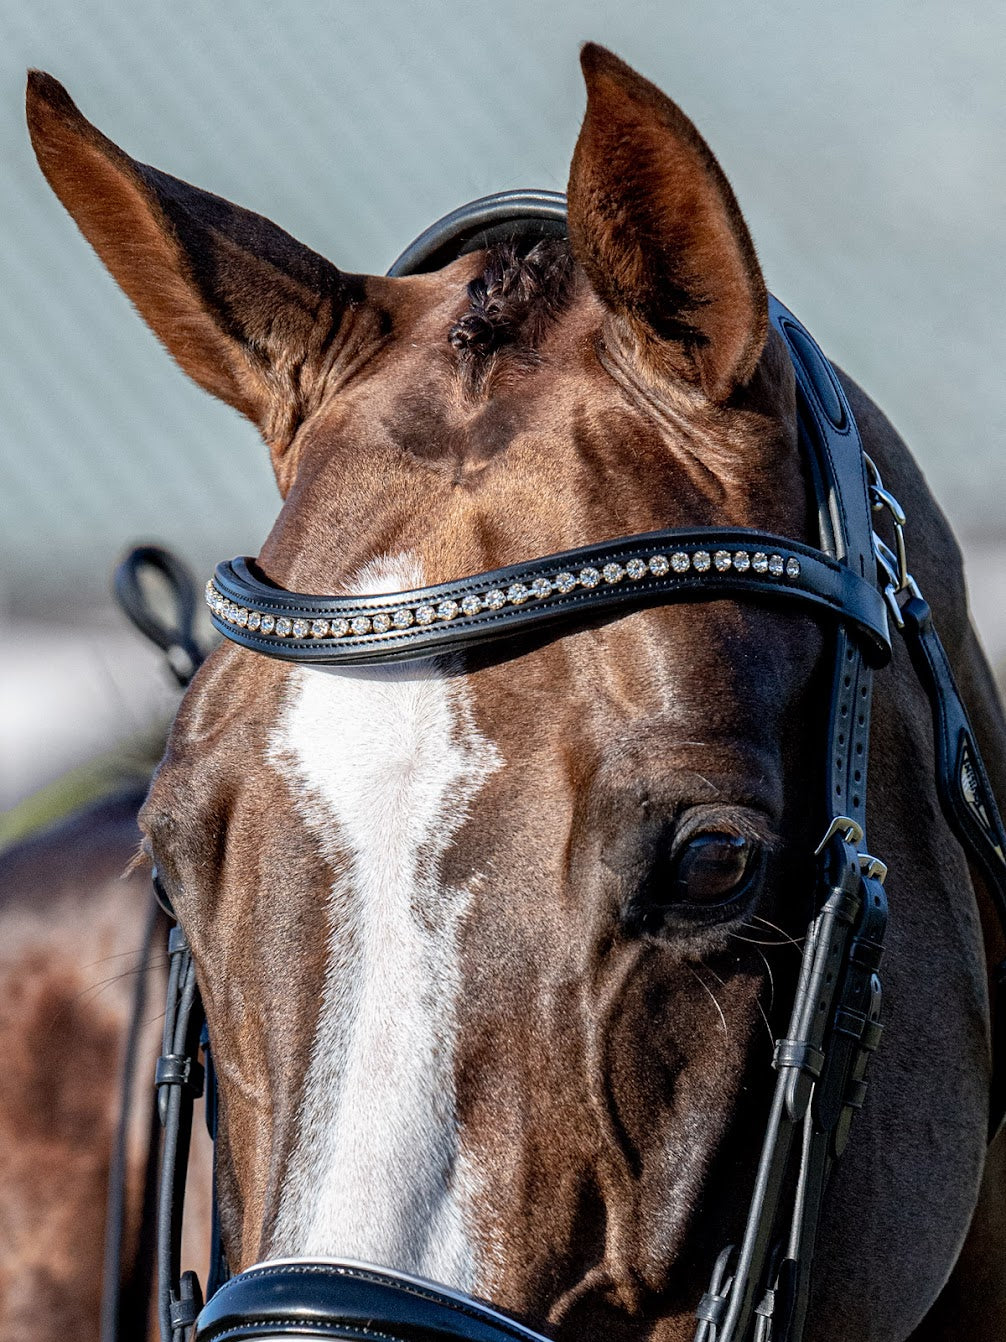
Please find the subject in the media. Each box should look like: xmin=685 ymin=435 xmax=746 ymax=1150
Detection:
xmin=2 ymin=1 xmax=1004 ymax=824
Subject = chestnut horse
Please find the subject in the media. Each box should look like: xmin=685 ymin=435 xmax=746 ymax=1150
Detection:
xmin=0 ymin=786 xmax=213 ymax=1342
xmin=24 ymin=42 xmax=1006 ymax=1341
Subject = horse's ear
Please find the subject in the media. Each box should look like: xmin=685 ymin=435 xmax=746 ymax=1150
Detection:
xmin=567 ymin=44 xmax=768 ymax=403
xmin=26 ymin=71 xmax=355 ymax=446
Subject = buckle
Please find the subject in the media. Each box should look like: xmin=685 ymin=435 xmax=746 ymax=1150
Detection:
xmin=866 ymin=451 xmax=923 ymax=631
xmin=814 ymin=816 xmax=863 ymax=855
xmin=858 ymin=853 xmax=888 ymax=884
xmin=881 ymin=571 xmax=922 ymax=632
xmin=814 ymin=817 xmax=886 ymax=884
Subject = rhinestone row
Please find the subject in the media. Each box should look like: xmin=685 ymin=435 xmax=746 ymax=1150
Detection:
xmin=206 ymin=550 xmax=801 ymax=640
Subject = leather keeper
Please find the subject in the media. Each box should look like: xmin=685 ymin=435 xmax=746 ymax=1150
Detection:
xmin=845 ymin=1078 xmax=870 ymax=1110
xmin=156 ymin=1053 xmax=205 ymax=1096
xmin=860 ymin=1019 xmax=884 ymax=1053
xmin=832 ymin=1007 xmax=867 ymax=1041
xmin=695 ymin=1292 xmax=728 ymax=1325
xmin=774 ymin=1039 xmax=825 ymax=1079
xmin=822 ymin=885 xmax=862 ymax=927
xmin=168 ymin=925 xmax=190 ymax=955
xmin=848 ymin=938 xmax=884 ymax=972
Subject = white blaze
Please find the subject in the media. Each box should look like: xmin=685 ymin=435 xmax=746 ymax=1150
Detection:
xmin=267 ymin=555 xmax=501 ymax=1290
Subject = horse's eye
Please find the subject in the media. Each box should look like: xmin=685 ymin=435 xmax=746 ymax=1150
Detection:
xmin=151 ymin=864 xmax=176 ymax=918
xmin=672 ymin=833 xmax=756 ymax=906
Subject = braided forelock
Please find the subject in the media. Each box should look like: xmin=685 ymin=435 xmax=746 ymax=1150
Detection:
xmin=448 ymin=236 xmax=575 ymax=393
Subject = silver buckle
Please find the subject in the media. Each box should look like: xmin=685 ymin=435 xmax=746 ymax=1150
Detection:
xmin=815 ymin=816 xmax=886 ymax=883
xmin=865 ymin=452 xmax=920 ymax=631
xmin=858 ymin=853 xmax=888 ymax=884
xmin=815 ymin=816 xmax=864 ymax=855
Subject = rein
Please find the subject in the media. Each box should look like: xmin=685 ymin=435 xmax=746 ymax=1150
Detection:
xmin=135 ymin=193 xmax=1006 ymax=1342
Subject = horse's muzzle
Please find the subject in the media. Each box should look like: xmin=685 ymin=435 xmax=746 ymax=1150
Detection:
xmin=193 ymin=1259 xmax=553 ymax=1342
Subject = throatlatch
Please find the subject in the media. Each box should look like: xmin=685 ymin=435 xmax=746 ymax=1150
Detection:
xmin=135 ymin=193 xmax=1006 ymax=1342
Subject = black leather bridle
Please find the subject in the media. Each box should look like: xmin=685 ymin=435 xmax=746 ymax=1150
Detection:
xmin=139 ymin=192 xmax=1006 ymax=1342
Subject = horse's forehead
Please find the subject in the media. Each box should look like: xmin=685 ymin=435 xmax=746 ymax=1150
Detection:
xmin=147 ymin=291 xmax=806 ymax=867
xmin=280 ymin=325 xmax=798 ymax=603
xmin=306 ymin=297 xmax=611 ymax=466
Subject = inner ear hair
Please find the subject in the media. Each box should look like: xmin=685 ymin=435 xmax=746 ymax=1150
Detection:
xmin=567 ymin=44 xmax=768 ymax=403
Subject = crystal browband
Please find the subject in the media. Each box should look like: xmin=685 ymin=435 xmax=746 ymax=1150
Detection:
xmin=206 ymin=528 xmax=892 ymax=667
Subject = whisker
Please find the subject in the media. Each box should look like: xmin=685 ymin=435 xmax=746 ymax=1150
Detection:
xmin=687 ymin=963 xmax=729 ymax=1044
xmin=753 ymin=991 xmax=775 ymax=1054
xmin=753 ymin=945 xmax=775 ymax=1014
xmin=79 ymin=946 xmax=163 ymax=972
xmin=749 ymin=915 xmax=805 ymax=948
xmin=42 ymin=957 xmax=168 ymax=1043
xmin=705 ymin=959 xmax=774 ymax=1056
xmin=69 ymin=960 xmax=167 ymax=1009
xmin=731 ymin=932 xmax=794 ymax=947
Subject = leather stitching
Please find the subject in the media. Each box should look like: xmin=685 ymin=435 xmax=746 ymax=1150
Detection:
xmin=213 ymin=577 xmax=888 ymax=661
xmin=206 ymin=1324 xmax=400 ymax=1340
xmin=208 ymin=1263 xmax=547 ymax=1342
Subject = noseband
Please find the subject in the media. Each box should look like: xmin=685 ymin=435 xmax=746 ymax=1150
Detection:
xmin=147 ymin=191 xmax=1006 ymax=1342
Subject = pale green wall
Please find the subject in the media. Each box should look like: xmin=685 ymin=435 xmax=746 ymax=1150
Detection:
xmin=2 ymin=0 xmax=1004 ymax=609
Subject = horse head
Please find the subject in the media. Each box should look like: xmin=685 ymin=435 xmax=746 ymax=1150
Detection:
xmin=27 ymin=44 xmax=999 ymax=1342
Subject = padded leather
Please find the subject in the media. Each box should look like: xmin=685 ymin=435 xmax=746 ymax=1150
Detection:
xmin=769 ymin=296 xmax=875 ymax=583
xmin=901 ymin=592 xmax=1006 ymax=1137
xmin=195 ymin=1262 xmax=552 ymax=1342
xmin=901 ymin=594 xmax=1006 ymax=912
xmin=210 ymin=529 xmax=891 ymax=668
xmin=387 ymin=190 xmax=567 ymax=277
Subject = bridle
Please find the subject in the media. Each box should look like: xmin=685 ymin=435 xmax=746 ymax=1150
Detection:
xmin=134 ymin=191 xmax=1006 ymax=1342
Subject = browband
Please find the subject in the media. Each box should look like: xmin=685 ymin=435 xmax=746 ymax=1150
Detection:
xmin=207 ymin=197 xmax=894 ymax=674
xmin=206 ymin=528 xmax=891 ymax=668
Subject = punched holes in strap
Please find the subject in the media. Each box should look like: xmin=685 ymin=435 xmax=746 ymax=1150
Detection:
xmin=828 ymin=632 xmax=873 ymax=836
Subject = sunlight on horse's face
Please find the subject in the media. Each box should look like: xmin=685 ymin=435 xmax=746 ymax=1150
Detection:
xmin=139 ymin=261 xmax=826 ymax=1328
xmin=30 ymin=42 xmax=830 ymax=1338
xmin=29 ymin=35 xmax=1006 ymax=1342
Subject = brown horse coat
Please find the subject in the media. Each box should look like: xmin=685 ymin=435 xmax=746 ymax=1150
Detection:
xmin=23 ymin=43 xmax=1006 ymax=1342
xmin=0 ymin=789 xmax=213 ymax=1342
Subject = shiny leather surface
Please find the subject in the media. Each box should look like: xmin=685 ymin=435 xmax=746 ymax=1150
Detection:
xmin=769 ymin=296 xmax=874 ymax=582
xmin=195 ymin=1262 xmax=553 ymax=1342
xmin=387 ymin=190 xmax=567 ymax=277
xmin=209 ymin=528 xmax=891 ymax=668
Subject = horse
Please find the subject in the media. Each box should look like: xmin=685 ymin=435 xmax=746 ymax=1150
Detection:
xmin=1 ymin=552 xmax=210 ymax=1342
xmin=25 ymin=41 xmax=1006 ymax=1341
xmin=0 ymin=784 xmax=213 ymax=1342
